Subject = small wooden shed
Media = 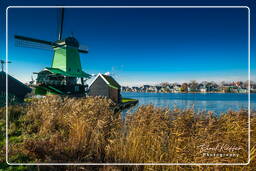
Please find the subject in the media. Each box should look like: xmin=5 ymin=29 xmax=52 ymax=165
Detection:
xmin=88 ymin=73 xmax=121 ymax=103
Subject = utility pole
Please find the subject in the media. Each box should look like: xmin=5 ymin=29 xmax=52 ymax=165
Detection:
xmin=0 ymin=60 xmax=11 ymax=72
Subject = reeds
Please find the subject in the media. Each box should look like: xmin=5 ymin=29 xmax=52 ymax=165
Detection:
xmin=13 ymin=96 xmax=122 ymax=163
xmin=0 ymin=96 xmax=255 ymax=170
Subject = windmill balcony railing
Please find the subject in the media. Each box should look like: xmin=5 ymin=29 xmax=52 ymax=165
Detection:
xmin=37 ymin=79 xmax=66 ymax=86
xmin=37 ymin=79 xmax=88 ymax=87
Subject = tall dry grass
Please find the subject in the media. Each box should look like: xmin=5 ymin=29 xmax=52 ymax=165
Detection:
xmin=8 ymin=96 xmax=121 ymax=163
xmin=107 ymin=106 xmax=249 ymax=164
xmin=1 ymin=96 xmax=255 ymax=170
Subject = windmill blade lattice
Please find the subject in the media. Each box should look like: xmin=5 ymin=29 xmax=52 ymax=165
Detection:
xmin=78 ymin=44 xmax=89 ymax=53
xmin=15 ymin=39 xmax=54 ymax=51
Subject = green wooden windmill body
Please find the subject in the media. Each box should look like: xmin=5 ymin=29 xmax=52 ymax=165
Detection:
xmin=50 ymin=40 xmax=90 ymax=78
xmin=52 ymin=47 xmax=67 ymax=72
xmin=34 ymin=38 xmax=91 ymax=95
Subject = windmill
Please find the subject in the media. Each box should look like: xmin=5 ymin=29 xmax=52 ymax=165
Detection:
xmin=15 ymin=8 xmax=91 ymax=96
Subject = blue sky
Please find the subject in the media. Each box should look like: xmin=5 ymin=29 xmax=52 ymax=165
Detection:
xmin=1 ymin=1 xmax=255 ymax=86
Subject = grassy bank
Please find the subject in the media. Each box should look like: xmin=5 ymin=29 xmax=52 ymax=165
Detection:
xmin=0 ymin=96 xmax=255 ymax=170
xmin=121 ymin=97 xmax=137 ymax=103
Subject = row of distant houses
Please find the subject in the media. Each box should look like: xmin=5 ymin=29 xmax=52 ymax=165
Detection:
xmin=122 ymin=82 xmax=256 ymax=93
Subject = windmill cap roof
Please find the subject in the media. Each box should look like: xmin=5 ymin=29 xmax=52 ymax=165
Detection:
xmin=55 ymin=37 xmax=79 ymax=48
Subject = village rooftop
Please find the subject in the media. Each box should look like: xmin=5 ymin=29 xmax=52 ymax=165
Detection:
xmin=121 ymin=80 xmax=256 ymax=93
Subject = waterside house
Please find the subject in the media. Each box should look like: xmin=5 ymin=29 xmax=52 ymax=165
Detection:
xmin=173 ymin=85 xmax=181 ymax=93
xmin=88 ymin=73 xmax=121 ymax=103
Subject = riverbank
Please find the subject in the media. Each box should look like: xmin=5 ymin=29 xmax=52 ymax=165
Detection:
xmin=0 ymin=96 xmax=255 ymax=171
xmin=122 ymin=91 xmax=254 ymax=94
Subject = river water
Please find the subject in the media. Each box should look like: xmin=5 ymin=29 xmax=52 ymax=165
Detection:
xmin=121 ymin=92 xmax=256 ymax=115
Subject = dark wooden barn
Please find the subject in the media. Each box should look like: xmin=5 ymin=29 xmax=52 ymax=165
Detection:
xmin=88 ymin=74 xmax=121 ymax=103
xmin=0 ymin=71 xmax=32 ymax=105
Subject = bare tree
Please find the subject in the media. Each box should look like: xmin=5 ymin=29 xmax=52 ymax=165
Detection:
xmin=181 ymin=83 xmax=188 ymax=92
xmin=189 ymin=80 xmax=198 ymax=91
xmin=160 ymin=82 xmax=170 ymax=88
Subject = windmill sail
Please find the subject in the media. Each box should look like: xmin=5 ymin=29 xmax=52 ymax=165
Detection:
xmin=15 ymin=35 xmax=65 ymax=50
xmin=78 ymin=44 xmax=88 ymax=53
xmin=58 ymin=8 xmax=65 ymax=40
xmin=15 ymin=38 xmax=53 ymax=51
xmin=15 ymin=35 xmax=55 ymax=45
